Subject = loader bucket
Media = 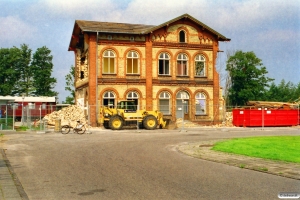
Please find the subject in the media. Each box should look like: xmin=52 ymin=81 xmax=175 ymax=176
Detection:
xmin=164 ymin=119 xmax=177 ymax=130
xmin=160 ymin=118 xmax=171 ymax=129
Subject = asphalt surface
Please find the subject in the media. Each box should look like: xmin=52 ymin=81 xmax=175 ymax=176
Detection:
xmin=0 ymin=127 xmax=300 ymax=200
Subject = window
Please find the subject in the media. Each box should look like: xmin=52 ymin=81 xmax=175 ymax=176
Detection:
xmin=176 ymin=91 xmax=189 ymax=100
xmin=28 ymin=102 xmax=35 ymax=109
xmin=126 ymin=91 xmax=139 ymax=110
xmin=103 ymin=91 xmax=115 ymax=108
xmin=42 ymin=103 xmax=46 ymax=109
xmin=195 ymin=93 xmax=206 ymax=114
xmin=127 ymin=51 xmax=139 ymax=74
xmin=179 ymin=30 xmax=186 ymax=42
xmin=195 ymin=55 xmax=206 ymax=76
xmin=103 ymin=50 xmax=115 ymax=74
xmin=158 ymin=53 xmax=170 ymax=75
xmin=177 ymin=53 xmax=188 ymax=76
xmin=159 ymin=92 xmax=170 ymax=114
xmin=80 ymin=71 xmax=84 ymax=79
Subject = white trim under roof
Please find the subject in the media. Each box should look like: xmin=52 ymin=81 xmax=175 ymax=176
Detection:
xmin=0 ymin=96 xmax=56 ymax=103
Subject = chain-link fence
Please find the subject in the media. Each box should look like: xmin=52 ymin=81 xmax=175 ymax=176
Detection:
xmin=0 ymin=104 xmax=70 ymax=131
xmin=88 ymin=103 xmax=300 ymax=130
xmin=1 ymin=103 xmax=299 ymax=131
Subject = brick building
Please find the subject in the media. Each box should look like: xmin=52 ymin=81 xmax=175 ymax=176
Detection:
xmin=68 ymin=14 xmax=230 ymax=127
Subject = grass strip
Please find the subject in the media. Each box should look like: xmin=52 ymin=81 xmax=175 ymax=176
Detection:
xmin=211 ymin=136 xmax=300 ymax=163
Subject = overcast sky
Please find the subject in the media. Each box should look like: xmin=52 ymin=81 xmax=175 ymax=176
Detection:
xmin=1 ymin=0 xmax=299 ymax=102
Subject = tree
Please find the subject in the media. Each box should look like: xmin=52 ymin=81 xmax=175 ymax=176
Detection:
xmin=265 ymin=80 xmax=300 ymax=102
xmin=64 ymin=65 xmax=75 ymax=104
xmin=14 ymin=44 xmax=34 ymax=96
xmin=0 ymin=44 xmax=58 ymax=97
xmin=0 ymin=47 xmax=21 ymax=95
xmin=226 ymin=51 xmax=274 ymax=106
xmin=31 ymin=46 xmax=57 ymax=96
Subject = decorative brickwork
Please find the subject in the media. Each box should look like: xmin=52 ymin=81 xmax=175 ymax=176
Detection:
xmin=69 ymin=14 xmax=230 ymax=126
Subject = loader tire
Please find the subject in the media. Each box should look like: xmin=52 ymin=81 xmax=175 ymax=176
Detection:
xmin=109 ymin=115 xmax=124 ymax=130
xmin=143 ymin=115 xmax=158 ymax=130
xmin=103 ymin=121 xmax=110 ymax=129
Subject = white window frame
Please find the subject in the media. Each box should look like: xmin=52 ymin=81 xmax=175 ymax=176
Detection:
xmin=177 ymin=53 xmax=188 ymax=76
xmin=159 ymin=92 xmax=171 ymax=115
xmin=158 ymin=53 xmax=170 ymax=75
xmin=103 ymin=50 xmax=116 ymax=74
xmin=195 ymin=92 xmax=206 ymax=115
xmin=195 ymin=55 xmax=206 ymax=77
xmin=126 ymin=51 xmax=139 ymax=74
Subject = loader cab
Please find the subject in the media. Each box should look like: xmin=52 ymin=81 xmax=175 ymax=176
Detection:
xmin=117 ymin=101 xmax=137 ymax=112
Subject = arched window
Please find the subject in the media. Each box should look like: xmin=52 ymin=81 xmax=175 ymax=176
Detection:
xmin=127 ymin=51 xmax=139 ymax=74
xmin=103 ymin=91 xmax=115 ymax=108
xmin=179 ymin=30 xmax=186 ymax=43
xmin=195 ymin=55 xmax=206 ymax=76
xmin=103 ymin=50 xmax=115 ymax=74
xmin=159 ymin=92 xmax=170 ymax=114
xmin=195 ymin=92 xmax=206 ymax=114
xmin=177 ymin=53 xmax=188 ymax=76
xmin=126 ymin=91 xmax=139 ymax=110
xmin=158 ymin=53 xmax=170 ymax=75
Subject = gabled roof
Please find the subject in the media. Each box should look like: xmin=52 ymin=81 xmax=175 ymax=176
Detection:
xmin=75 ymin=20 xmax=155 ymax=34
xmin=69 ymin=13 xmax=230 ymax=50
xmin=145 ymin=13 xmax=230 ymax=41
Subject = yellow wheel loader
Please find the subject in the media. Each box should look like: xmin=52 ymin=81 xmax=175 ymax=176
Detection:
xmin=98 ymin=101 xmax=168 ymax=130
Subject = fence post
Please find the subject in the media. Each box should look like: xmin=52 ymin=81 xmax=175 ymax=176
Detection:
xmin=262 ymin=106 xmax=264 ymax=130
xmin=181 ymin=100 xmax=185 ymax=132
xmin=87 ymin=106 xmax=90 ymax=134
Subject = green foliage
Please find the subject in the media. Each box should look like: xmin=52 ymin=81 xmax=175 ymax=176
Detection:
xmin=64 ymin=65 xmax=75 ymax=104
xmin=0 ymin=47 xmax=22 ymax=95
xmin=31 ymin=46 xmax=58 ymax=97
xmin=264 ymin=80 xmax=300 ymax=102
xmin=14 ymin=44 xmax=35 ymax=96
xmin=0 ymin=44 xmax=58 ymax=97
xmin=16 ymin=126 xmax=28 ymax=131
xmin=212 ymin=136 xmax=300 ymax=163
xmin=226 ymin=51 xmax=274 ymax=106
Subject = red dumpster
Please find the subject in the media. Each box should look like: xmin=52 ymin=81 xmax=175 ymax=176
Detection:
xmin=232 ymin=109 xmax=299 ymax=127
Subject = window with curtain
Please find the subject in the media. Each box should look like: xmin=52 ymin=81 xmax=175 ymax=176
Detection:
xmin=103 ymin=50 xmax=115 ymax=74
xmin=177 ymin=53 xmax=188 ymax=76
xmin=127 ymin=51 xmax=139 ymax=74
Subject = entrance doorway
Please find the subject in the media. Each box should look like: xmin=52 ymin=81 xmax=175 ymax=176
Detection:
xmin=176 ymin=91 xmax=189 ymax=120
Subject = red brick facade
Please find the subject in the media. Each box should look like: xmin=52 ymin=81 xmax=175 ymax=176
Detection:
xmin=69 ymin=14 xmax=230 ymax=126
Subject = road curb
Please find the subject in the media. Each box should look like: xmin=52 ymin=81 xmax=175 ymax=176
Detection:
xmin=177 ymin=140 xmax=300 ymax=180
xmin=0 ymin=149 xmax=29 ymax=200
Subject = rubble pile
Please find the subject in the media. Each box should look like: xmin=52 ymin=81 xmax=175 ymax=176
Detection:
xmin=43 ymin=105 xmax=87 ymax=128
xmin=220 ymin=112 xmax=234 ymax=127
xmin=176 ymin=112 xmax=234 ymax=128
xmin=176 ymin=118 xmax=200 ymax=128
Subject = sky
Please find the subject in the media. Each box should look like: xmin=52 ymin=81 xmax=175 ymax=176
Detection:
xmin=1 ymin=0 xmax=299 ymax=103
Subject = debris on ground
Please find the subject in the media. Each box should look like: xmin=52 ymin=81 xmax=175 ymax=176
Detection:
xmin=43 ymin=105 xmax=88 ymax=128
xmin=176 ymin=112 xmax=234 ymax=128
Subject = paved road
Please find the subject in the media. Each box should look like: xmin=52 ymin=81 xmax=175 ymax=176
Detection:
xmin=1 ymin=128 xmax=300 ymax=200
